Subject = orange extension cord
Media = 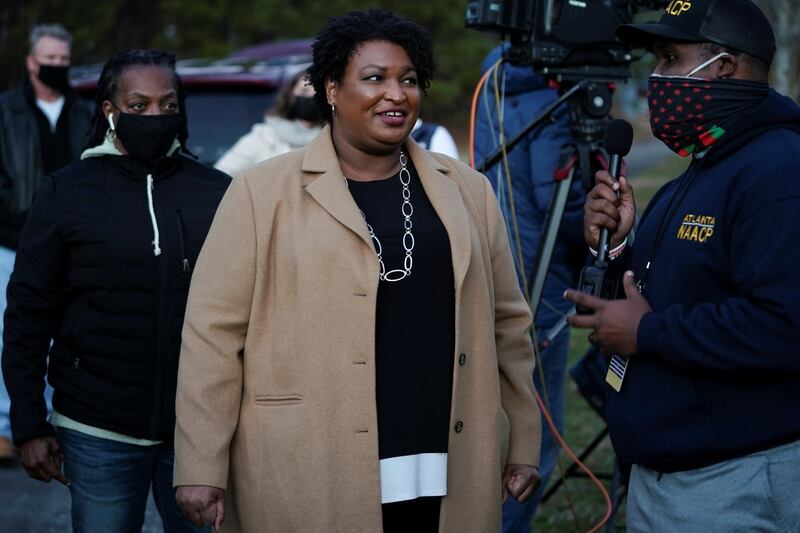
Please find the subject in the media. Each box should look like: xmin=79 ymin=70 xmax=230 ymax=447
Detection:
xmin=469 ymin=60 xmax=498 ymax=169
xmin=535 ymin=389 xmax=613 ymax=533
xmin=470 ymin=60 xmax=614 ymax=533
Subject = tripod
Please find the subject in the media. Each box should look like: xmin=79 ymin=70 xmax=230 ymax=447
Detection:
xmin=476 ymin=77 xmax=614 ymax=334
xmin=476 ymin=75 xmax=627 ymax=531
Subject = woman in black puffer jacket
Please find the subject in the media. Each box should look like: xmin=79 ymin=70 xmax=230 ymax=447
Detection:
xmin=1 ymin=49 xmax=229 ymax=533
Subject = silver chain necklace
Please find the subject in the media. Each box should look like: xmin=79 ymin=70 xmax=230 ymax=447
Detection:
xmin=344 ymin=151 xmax=414 ymax=282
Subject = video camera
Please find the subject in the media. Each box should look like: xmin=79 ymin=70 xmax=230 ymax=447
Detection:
xmin=466 ymin=0 xmax=666 ymax=82
xmin=465 ymin=1 xmax=668 ymax=346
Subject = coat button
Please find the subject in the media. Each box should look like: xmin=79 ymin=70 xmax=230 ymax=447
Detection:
xmin=454 ymin=421 xmax=464 ymax=433
xmin=458 ymin=353 xmax=467 ymax=366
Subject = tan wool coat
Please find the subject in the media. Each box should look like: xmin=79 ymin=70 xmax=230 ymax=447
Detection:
xmin=174 ymin=127 xmax=542 ymax=532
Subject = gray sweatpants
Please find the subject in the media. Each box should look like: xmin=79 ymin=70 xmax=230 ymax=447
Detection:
xmin=627 ymin=439 xmax=800 ymax=533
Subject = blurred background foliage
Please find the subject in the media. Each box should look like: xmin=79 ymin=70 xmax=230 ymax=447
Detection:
xmin=0 ymin=0 xmax=499 ymax=129
xmin=3 ymin=1 xmax=796 ymax=132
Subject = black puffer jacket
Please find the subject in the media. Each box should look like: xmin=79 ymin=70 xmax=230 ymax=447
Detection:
xmin=2 ymin=152 xmax=230 ymax=445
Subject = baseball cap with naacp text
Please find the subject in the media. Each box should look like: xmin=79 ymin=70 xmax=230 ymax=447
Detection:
xmin=616 ymin=0 xmax=775 ymax=65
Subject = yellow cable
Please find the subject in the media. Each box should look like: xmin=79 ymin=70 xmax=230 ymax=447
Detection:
xmin=493 ymin=64 xmax=530 ymax=295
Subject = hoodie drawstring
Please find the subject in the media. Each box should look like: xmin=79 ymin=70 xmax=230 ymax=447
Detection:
xmin=146 ymin=174 xmax=162 ymax=256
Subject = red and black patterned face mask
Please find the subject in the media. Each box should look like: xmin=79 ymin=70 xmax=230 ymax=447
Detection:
xmin=648 ymin=55 xmax=769 ymax=157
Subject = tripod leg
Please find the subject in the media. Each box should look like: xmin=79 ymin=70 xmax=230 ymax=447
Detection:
xmin=577 ymin=140 xmax=596 ymax=192
xmin=528 ymin=164 xmax=575 ymax=313
xmin=537 ymin=305 xmax=575 ymax=352
xmin=540 ymin=427 xmax=609 ymax=503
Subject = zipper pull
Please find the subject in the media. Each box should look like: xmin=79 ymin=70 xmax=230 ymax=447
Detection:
xmin=636 ymin=261 xmax=651 ymax=294
xmin=71 ymin=357 xmax=81 ymax=383
xmin=176 ymin=210 xmax=190 ymax=272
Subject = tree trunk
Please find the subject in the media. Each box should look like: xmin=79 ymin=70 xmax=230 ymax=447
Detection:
xmin=755 ymin=0 xmax=800 ymax=102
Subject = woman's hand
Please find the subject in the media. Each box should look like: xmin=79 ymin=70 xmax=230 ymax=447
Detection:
xmin=176 ymin=485 xmax=225 ymax=532
xmin=20 ymin=435 xmax=69 ymax=486
xmin=502 ymin=464 xmax=540 ymax=503
xmin=584 ymin=171 xmax=636 ymax=249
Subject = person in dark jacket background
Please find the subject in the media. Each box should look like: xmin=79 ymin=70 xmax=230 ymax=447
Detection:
xmin=566 ymin=0 xmax=800 ymax=530
xmin=2 ymin=49 xmax=229 ymax=532
xmin=0 ymin=23 xmax=92 ymax=461
xmin=474 ymin=45 xmax=583 ymax=532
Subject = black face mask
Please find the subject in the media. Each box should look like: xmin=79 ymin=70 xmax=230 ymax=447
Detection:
xmin=114 ymin=111 xmax=183 ymax=161
xmin=37 ymin=64 xmax=70 ymax=92
xmin=648 ymin=76 xmax=769 ymax=157
xmin=290 ymin=96 xmax=320 ymax=122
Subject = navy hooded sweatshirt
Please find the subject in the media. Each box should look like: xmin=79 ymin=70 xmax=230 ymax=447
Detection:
xmin=607 ymin=89 xmax=800 ymax=472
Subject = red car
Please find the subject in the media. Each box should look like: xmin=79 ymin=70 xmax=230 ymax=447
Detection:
xmin=71 ymin=39 xmax=313 ymax=165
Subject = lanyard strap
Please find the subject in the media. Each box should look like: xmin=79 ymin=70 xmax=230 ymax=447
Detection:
xmin=636 ymin=157 xmax=707 ymax=293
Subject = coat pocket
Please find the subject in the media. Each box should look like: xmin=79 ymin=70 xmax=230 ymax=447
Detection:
xmin=253 ymin=394 xmax=303 ymax=406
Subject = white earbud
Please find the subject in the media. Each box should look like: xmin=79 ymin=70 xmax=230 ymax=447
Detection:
xmin=107 ymin=112 xmax=115 ymax=131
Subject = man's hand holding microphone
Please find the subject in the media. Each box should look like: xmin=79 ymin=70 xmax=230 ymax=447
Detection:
xmin=564 ymin=119 xmax=652 ymax=358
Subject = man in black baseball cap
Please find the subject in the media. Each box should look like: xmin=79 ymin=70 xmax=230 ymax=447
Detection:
xmin=616 ymin=0 xmax=775 ymax=65
xmin=612 ymin=0 xmax=776 ymax=157
xmin=564 ymin=1 xmax=800 ymax=531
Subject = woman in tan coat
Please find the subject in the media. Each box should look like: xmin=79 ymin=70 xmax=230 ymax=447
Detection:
xmin=174 ymin=10 xmax=541 ymax=532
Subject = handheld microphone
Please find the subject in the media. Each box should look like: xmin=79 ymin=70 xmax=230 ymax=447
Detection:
xmin=596 ymin=119 xmax=633 ymax=265
xmin=575 ymin=119 xmax=634 ymax=392
xmin=576 ymin=119 xmax=633 ymax=315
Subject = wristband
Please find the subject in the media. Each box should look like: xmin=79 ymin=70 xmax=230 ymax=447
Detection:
xmin=589 ymin=237 xmax=627 ymax=261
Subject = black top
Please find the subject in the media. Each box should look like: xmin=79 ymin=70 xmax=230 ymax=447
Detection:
xmin=347 ymin=160 xmax=455 ymax=460
xmin=32 ymin=102 xmax=72 ymax=175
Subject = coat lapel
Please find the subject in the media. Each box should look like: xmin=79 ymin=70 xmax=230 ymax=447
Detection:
xmin=302 ymin=126 xmax=373 ymax=248
xmin=302 ymin=128 xmax=472 ymax=293
xmin=407 ymin=140 xmax=472 ymax=296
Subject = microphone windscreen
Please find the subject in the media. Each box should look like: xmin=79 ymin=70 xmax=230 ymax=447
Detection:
xmin=604 ymin=119 xmax=634 ymax=156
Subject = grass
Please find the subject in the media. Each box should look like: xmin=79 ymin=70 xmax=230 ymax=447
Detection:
xmin=530 ymin=152 xmax=688 ymax=532
xmin=532 ymin=333 xmax=621 ymax=533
